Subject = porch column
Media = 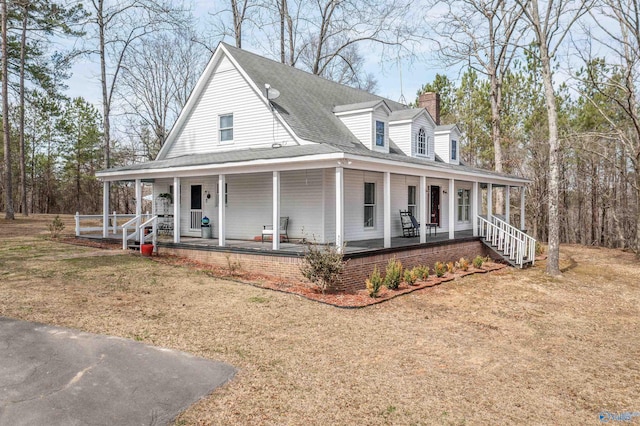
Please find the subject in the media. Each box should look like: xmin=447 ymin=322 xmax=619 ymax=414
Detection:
xmin=173 ymin=177 xmax=181 ymax=243
xmin=419 ymin=176 xmax=426 ymax=244
xmin=521 ymin=187 xmax=526 ymax=230
xmin=383 ymin=171 xmax=391 ymax=248
xmin=102 ymin=181 xmax=109 ymax=238
xmin=272 ymin=171 xmax=280 ymax=250
xmin=505 ymin=185 xmax=511 ymax=225
xmin=218 ymin=174 xmax=226 ymax=247
xmin=135 ymin=178 xmax=142 ymax=240
xmin=472 ymin=181 xmax=479 ymax=236
xmin=335 ymin=167 xmax=344 ymax=252
xmin=448 ymin=178 xmax=455 ymax=239
xmin=487 ymin=183 xmax=493 ymax=218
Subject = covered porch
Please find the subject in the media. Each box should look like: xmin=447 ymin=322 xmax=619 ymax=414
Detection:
xmin=89 ymin=149 xmax=530 ymax=258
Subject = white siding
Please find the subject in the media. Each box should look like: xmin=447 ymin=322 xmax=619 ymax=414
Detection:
xmin=434 ymin=132 xmax=451 ymax=163
xmin=389 ymin=122 xmax=411 ymax=155
xmin=323 ymin=169 xmax=336 ymax=244
xmin=281 ymin=170 xmax=324 ymax=240
xmin=344 ymin=170 xmax=384 ymax=241
xmin=165 ymin=55 xmax=295 ymax=158
xmin=426 ymin=178 xmax=474 ymax=233
xmin=337 ymin=112 xmax=372 ymax=147
xmin=449 ymin=127 xmax=461 ymax=165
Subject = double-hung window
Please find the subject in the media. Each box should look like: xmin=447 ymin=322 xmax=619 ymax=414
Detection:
xmin=364 ymin=182 xmax=376 ymax=228
xmin=457 ymin=189 xmax=470 ymax=222
xmin=375 ymin=121 xmax=385 ymax=147
xmin=219 ymin=114 xmax=233 ymax=142
xmin=408 ymin=186 xmax=417 ymax=217
xmin=417 ymin=128 xmax=426 ymax=156
xmin=451 ymin=139 xmax=457 ymax=160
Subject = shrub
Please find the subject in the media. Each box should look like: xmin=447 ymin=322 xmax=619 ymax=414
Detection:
xmin=446 ymin=261 xmax=456 ymax=273
xmin=366 ymin=266 xmax=383 ymax=298
xmin=300 ymin=241 xmax=346 ymax=294
xmin=472 ymin=255 xmax=484 ymax=269
xmin=415 ymin=265 xmax=429 ymax=280
xmin=48 ymin=215 xmax=65 ymax=238
xmin=404 ymin=268 xmax=418 ymax=286
xmin=434 ymin=261 xmax=447 ymax=277
xmin=383 ymin=257 xmax=403 ymax=289
xmin=456 ymin=257 xmax=470 ymax=271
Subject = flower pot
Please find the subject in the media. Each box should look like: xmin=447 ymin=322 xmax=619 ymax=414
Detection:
xmin=141 ymin=243 xmax=154 ymax=256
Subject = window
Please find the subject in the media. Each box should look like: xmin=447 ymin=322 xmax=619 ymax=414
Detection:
xmin=364 ymin=182 xmax=376 ymax=228
xmin=216 ymin=182 xmax=228 ymax=206
xmin=417 ymin=128 xmax=426 ymax=155
xmin=457 ymin=189 xmax=470 ymax=222
xmin=375 ymin=121 xmax=385 ymax=147
xmin=408 ymin=186 xmax=417 ymax=216
xmin=219 ymin=114 xmax=233 ymax=142
xmin=451 ymin=139 xmax=457 ymax=160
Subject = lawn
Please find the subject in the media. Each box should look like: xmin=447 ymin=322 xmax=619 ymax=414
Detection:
xmin=1 ymin=214 xmax=639 ymax=425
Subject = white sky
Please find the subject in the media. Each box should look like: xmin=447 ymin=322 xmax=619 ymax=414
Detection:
xmin=62 ymin=1 xmax=451 ymax=110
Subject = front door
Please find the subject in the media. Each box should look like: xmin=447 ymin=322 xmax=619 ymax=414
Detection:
xmin=430 ymin=185 xmax=440 ymax=226
xmin=190 ymin=184 xmax=202 ymax=230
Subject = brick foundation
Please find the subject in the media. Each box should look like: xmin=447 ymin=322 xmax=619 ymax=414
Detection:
xmin=159 ymin=238 xmax=494 ymax=294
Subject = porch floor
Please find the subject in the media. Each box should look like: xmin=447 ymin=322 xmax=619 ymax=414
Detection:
xmin=79 ymin=230 xmax=476 ymax=255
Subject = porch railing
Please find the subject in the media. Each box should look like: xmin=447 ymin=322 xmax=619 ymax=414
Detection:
xmin=122 ymin=214 xmax=158 ymax=251
xmin=75 ymin=211 xmax=141 ymax=237
xmin=477 ymin=215 xmax=536 ymax=268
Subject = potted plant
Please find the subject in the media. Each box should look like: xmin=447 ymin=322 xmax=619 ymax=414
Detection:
xmin=158 ymin=192 xmax=173 ymax=204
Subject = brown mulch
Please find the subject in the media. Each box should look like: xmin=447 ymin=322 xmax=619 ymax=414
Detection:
xmin=148 ymin=253 xmax=507 ymax=308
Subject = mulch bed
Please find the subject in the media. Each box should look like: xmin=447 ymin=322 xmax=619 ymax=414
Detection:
xmin=63 ymin=237 xmax=508 ymax=308
xmin=150 ymin=254 xmax=507 ymax=308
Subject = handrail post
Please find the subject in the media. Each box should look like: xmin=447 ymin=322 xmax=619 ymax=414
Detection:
xmin=112 ymin=211 xmax=117 ymax=235
xmin=75 ymin=212 xmax=80 ymax=237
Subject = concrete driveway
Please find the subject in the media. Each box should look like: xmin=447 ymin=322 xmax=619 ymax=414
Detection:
xmin=0 ymin=317 xmax=236 ymax=425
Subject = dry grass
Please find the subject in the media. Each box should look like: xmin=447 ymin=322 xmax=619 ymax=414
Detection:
xmin=1 ymin=214 xmax=639 ymax=425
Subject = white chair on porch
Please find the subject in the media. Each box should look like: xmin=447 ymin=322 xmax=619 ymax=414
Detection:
xmin=262 ymin=217 xmax=289 ymax=243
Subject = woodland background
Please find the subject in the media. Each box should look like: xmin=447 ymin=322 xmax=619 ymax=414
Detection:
xmin=1 ymin=0 xmax=639 ymax=265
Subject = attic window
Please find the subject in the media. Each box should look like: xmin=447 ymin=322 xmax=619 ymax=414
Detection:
xmin=417 ymin=128 xmax=426 ymax=155
xmin=451 ymin=139 xmax=457 ymax=160
xmin=375 ymin=121 xmax=385 ymax=147
xmin=219 ymin=114 xmax=233 ymax=142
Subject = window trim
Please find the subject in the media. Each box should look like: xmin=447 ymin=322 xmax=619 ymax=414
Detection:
xmin=219 ymin=113 xmax=234 ymax=143
xmin=364 ymin=182 xmax=376 ymax=228
xmin=408 ymin=185 xmax=417 ymax=217
xmin=375 ymin=120 xmax=385 ymax=147
xmin=417 ymin=128 xmax=426 ymax=156
xmin=457 ymin=188 xmax=470 ymax=222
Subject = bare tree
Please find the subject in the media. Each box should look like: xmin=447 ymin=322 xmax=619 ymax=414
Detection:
xmin=578 ymin=0 xmax=640 ymax=257
xmin=517 ymin=0 xmax=592 ymax=275
xmin=84 ymin=0 xmax=186 ymax=170
xmin=120 ymin=29 xmax=208 ymax=159
xmin=430 ymin=0 xmax=525 ymax=179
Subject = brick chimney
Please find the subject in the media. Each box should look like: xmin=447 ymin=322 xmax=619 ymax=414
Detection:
xmin=418 ymin=92 xmax=440 ymax=125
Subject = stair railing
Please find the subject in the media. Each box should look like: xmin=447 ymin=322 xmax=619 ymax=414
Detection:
xmin=139 ymin=215 xmax=158 ymax=251
xmin=477 ymin=216 xmax=528 ymax=267
xmin=490 ymin=215 xmax=536 ymax=266
xmin=121 ymin=214 xmax=156 ymax=250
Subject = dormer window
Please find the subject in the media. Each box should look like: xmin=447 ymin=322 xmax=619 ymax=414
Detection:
xmin=375 ymin=121 xmax=385 ymax=147
xmin=417 ymin=128 xmax=426 ymax=155
xmin=451 ymin=139 xmax=457 ymax=160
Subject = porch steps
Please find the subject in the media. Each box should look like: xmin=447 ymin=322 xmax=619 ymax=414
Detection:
xmin=477 ymin=215 xmax=536 ymax=269
xmin=480 ymin=239 xmax=533 ymax=268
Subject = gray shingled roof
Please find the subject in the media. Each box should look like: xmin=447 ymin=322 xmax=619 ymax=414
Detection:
xmin=223 ymin=43 xmax=408 ymax=148
xmin=98 ymin=44 xmax=527 ymax=183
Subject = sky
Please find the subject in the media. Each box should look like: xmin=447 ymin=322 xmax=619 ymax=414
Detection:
xmin=62 ymin=1 xmax=447 ymax=111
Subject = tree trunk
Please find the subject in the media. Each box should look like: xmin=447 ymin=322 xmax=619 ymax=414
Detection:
xmin=19 ymin=2 xmax=28 ymax=216
xmin=98 ymin=0 xmax=110 ymax=170
xmin=2 ymin=0 xmax=14 ymax=220
xmin=539 ymin=42 xmax=561 ymax=275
